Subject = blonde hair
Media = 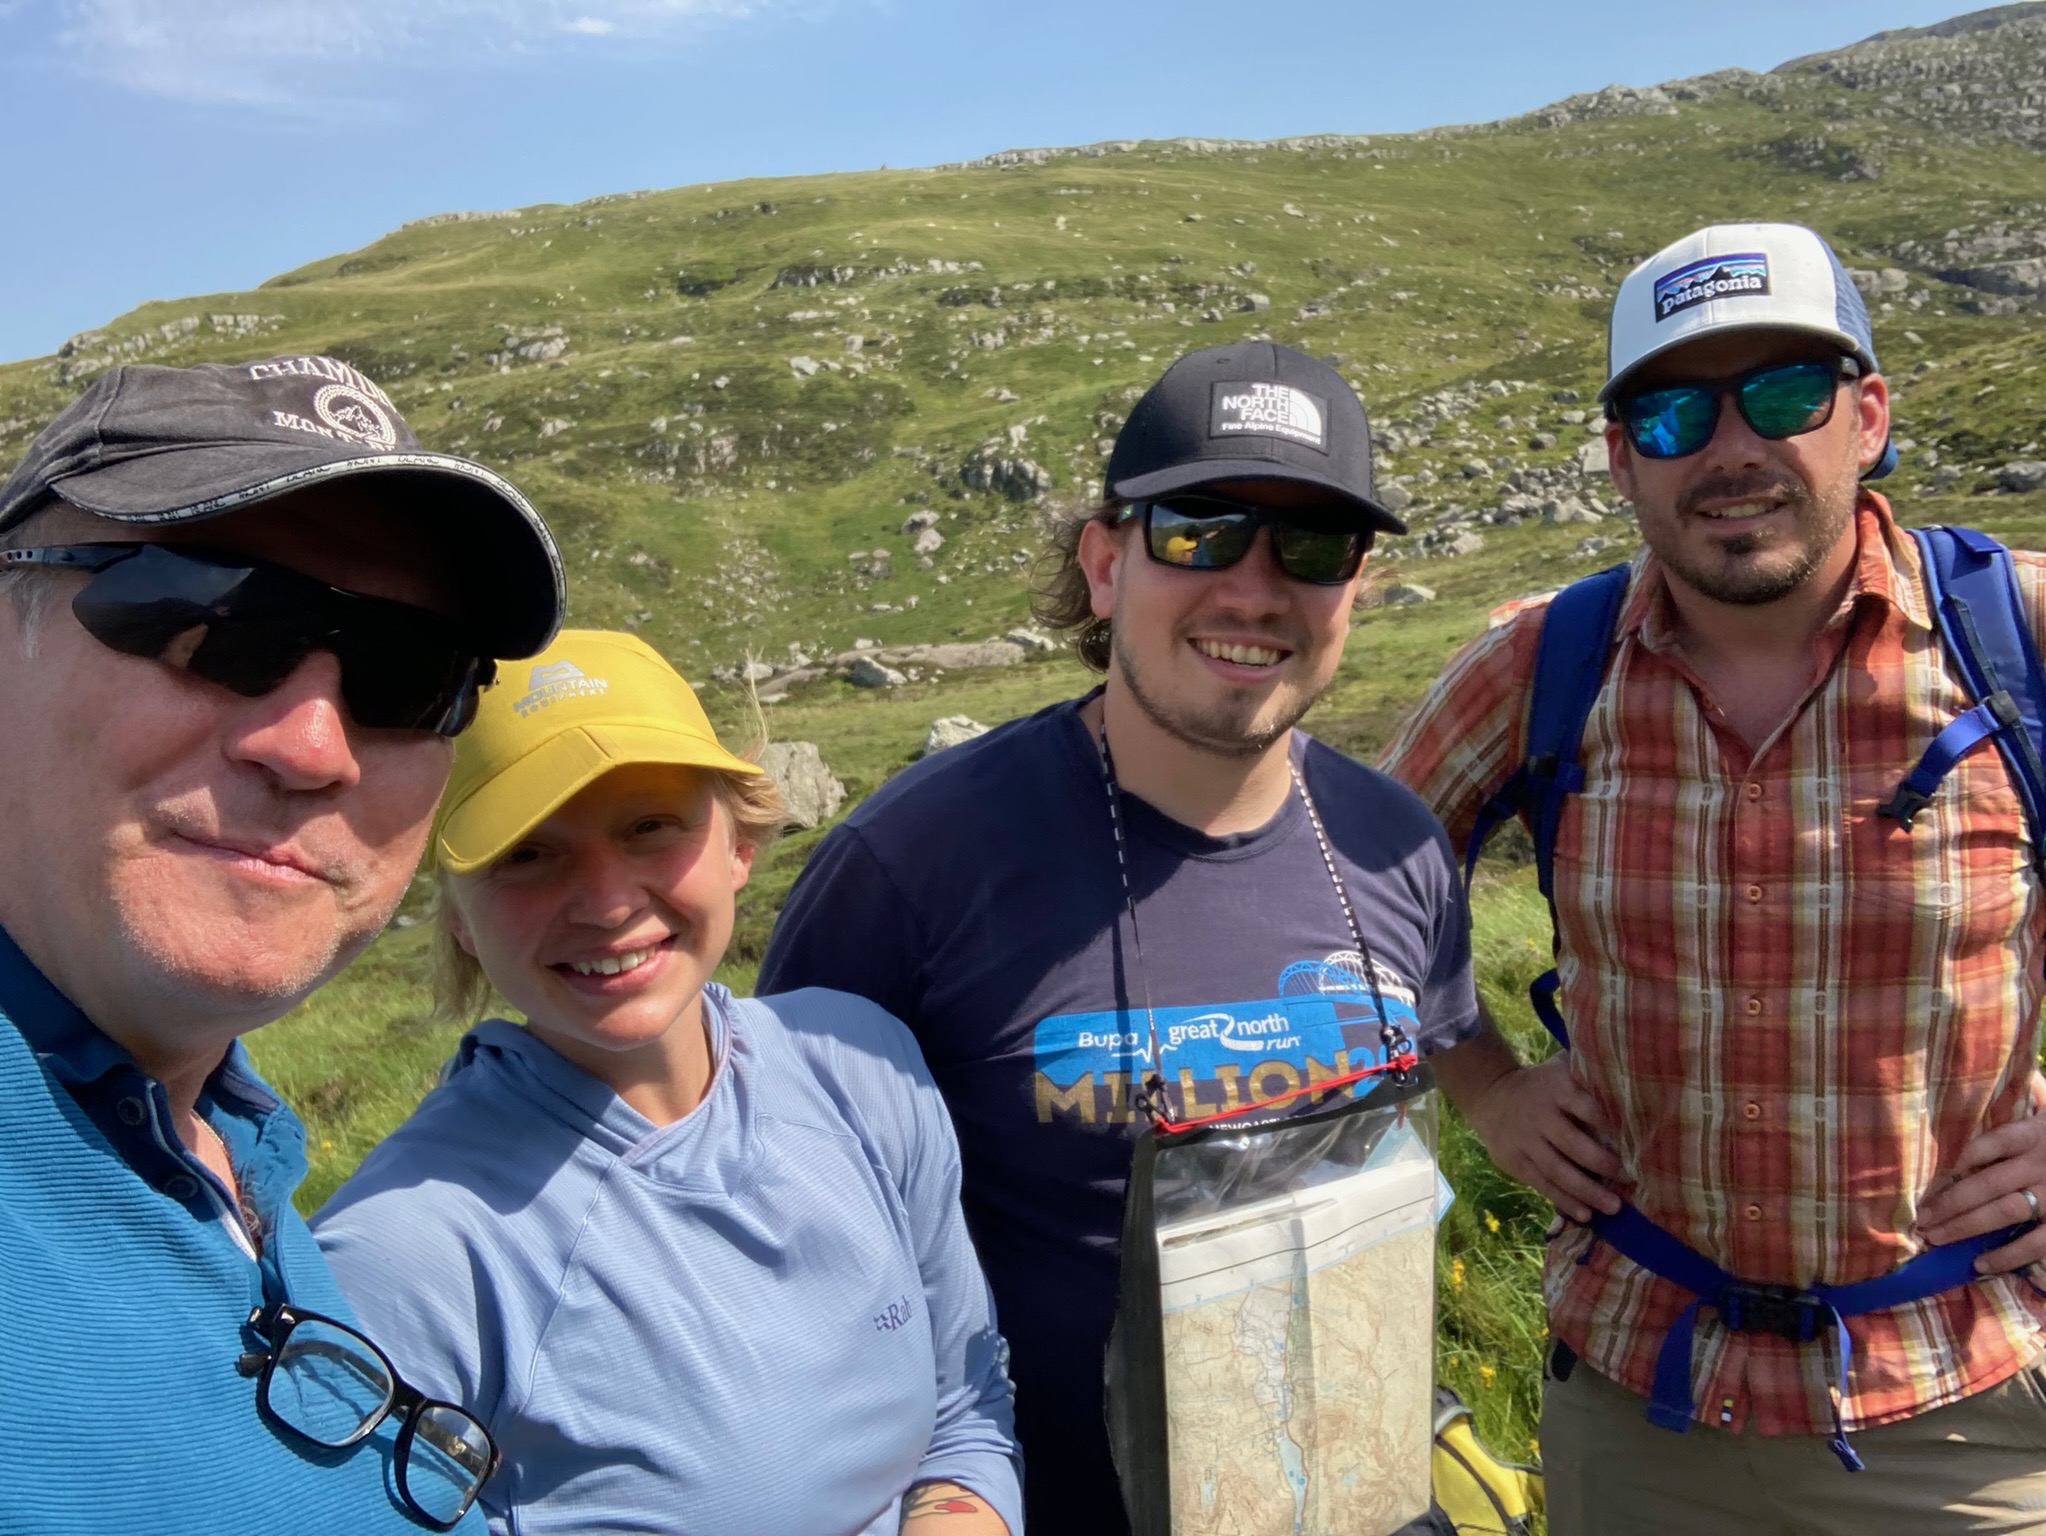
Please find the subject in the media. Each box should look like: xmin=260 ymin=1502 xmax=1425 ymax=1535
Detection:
xmin=429 ymin=761 xmax=786 ymax=1025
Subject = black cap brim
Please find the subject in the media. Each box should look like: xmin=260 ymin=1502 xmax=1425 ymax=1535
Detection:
xmin=48 ymin=449 xmax=563 ymax=658
xmin=1112 ymin=459 xmax=1408 ymax=537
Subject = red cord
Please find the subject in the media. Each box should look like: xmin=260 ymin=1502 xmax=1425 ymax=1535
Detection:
xmin=1153 ymin=1052 xmax=1421 ymax=1134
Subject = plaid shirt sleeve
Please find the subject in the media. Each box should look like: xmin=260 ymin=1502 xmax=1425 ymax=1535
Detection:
xmin=1375 ymin=596 xmax=1548 ymax=860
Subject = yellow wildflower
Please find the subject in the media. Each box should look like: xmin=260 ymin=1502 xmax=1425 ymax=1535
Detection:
xmin=1449 ymin=1257 xmax=1466 ymax=1293
xmin=1478 ymin=1363 xmax=1496 ymax=1388
xmin=1484 ymin=1211 xmax=1501 ymax=1234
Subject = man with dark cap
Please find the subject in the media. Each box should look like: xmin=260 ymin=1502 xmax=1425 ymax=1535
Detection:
xmin=761 ymin=342 xmax=1480 ymax=1532
xmin=0 ymin=354 xmax=562 ymax=1534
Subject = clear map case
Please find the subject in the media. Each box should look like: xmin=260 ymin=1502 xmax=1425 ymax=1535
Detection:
xmin=1108 ymin=1071 xmax=1440 ymax=1536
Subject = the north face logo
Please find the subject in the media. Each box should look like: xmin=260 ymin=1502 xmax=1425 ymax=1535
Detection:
xmin=513 ymin=660 xmax=608 ymax=715
xmin=1210 ymin=382 xmax=1328 ymax=451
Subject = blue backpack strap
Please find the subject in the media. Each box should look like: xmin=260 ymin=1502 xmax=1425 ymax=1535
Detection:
xmin=1883 ymin=526 xmax=2046 ymax=860
xmin=1463 ymin=563 xmax=1631 ymax=1049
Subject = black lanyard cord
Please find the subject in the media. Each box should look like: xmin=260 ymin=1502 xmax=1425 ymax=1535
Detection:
xmin=1095 ymin=722 xmax=1414 ymax=1129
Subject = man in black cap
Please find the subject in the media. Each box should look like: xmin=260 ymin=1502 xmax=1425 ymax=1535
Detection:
xmin=0 ymin=354 xmax=560 ymax=1534
xmin=761 ymin=342 xmax=1479 ymax=1532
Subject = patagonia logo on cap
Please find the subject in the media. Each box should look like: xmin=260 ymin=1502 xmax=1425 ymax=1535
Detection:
xmin=514 ymin=660 xmax=608 ymax=716
xmin=1653 ymin=253 xmax=1770 ymax=322
xmin=1210 ymin=382 xmax=1328 ymax=451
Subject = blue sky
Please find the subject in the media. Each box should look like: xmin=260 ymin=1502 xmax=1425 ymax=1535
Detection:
xmin=0 ymin=0 xmax=1984 ymax=363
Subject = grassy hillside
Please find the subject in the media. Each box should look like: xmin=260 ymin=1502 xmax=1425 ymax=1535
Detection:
xmin=10 ymin=1 xmax=2046 ymax=1491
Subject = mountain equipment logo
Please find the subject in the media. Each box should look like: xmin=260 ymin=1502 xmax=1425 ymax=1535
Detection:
xmin=1652 ymin=253 xmax=1771 ymax=322
xmin=513 ymin=659 xmax=609 ymax=715
xmin=312 ymin=384 xmax=398 ymax=449
xmin=1211 ymin=382 xmax=1328 ymax=451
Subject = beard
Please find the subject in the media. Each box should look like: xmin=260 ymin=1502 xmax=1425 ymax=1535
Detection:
xmin=1651 ymin=465 xmax=1858 ymax=607
xmin=1111 ymin=623 xmax=1327 ymax=760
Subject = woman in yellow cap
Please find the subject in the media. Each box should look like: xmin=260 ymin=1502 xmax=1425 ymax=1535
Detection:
xmin=313 ymin=630 xmax=1021 ymax=1536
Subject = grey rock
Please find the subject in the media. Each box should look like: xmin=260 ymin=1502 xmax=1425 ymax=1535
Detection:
xmin=847 ymin=657 xmax=907 ymax=688
xmin=913 ymin=527 xmax=945 ymax=556
xmin=901 ymin=510 xmax=941 ymax=534
xmin=1003 ymin=627 xmax=1057 ymax=652
xmin=758 ymin=741 xmax=846 ymax=830
xmin=922 ymin=716 xmax=991 ymax=756
xmin=739 ymin=661 xmax=777 ymax=684
xmin=1932 ymin=465 xmax=1963 ymax=491
xmin=1383 ymin=582 xmax=1437 ymax=606
xmin=788 ymin=355 xmax=821 ymax=377
xmin=1529 ymin=432 xmax=1558 ymax=451
xmin=1551 ymin=389 xmax=1581 ymax=404
xmin=1445 ymin=531 xmax=1486 ymax=557
xmin=1378 ymin=483 xmax=1415 ymax=513
xmin=1574 ymin=439 xmax=1611 ymax=478
xmin=1999 ymin=461 xmax=2046 ymax=493
xmin=1575 ymin=536 xmax=1614 ymax=558
xmin=1560 ymin=409 xmax=1588 ymax=425
xmin=1460 ymin=460 xmax=1490 ymax=479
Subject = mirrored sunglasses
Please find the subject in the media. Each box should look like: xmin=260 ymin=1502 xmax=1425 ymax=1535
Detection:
xmin=0 ymin=543 xmax=495 ymax=736
xmin=1117 ymin=495 xmax=1373 ymax=585
xmin=1614 ymin=357 xmax=1859 ymax=461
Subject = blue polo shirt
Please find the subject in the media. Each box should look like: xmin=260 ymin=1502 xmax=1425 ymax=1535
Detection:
xmin=0 ymin=926 xmax=480 ymax=1536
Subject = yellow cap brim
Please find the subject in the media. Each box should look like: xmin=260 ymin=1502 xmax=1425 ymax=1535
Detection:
xmin=435 ymin=721 xmax=762 ymax=875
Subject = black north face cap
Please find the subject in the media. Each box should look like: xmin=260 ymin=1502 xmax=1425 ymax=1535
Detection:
xmin=1104 ymin=341 xmax=1404 ymax=535
xmin=0 ymin=354 xmax=564 ymax=658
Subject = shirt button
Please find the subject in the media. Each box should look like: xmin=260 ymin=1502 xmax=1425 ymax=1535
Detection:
xmin=115 ymin=1097 xmax=148 ymax=1127
xmin=1744 ymin=1203 xmax=1763 ymax=1221
xmin=1746 ymin=884 xmax=1764 ymax=903
xmin=163 ymin=1174 xmax=200 ymax=1202
xmin=1745 ymin=782 xmax=1762 ymax=801
xmin=1743 ymin=1102 xmax=1762 ymax=1122
xmin=1744 ymin=997 xmax=1763 ymax=1016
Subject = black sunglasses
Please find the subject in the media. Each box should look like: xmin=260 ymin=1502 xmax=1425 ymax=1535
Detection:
xmin=1613 ymin=357 xmax=1860 ymax=461
xmin=1115 ymin=494 xmax=1374 ymax=585
xmin=0 ymin=543 xmax=495 ymax=736
xmin=238 ymin=1302 xmax=499 ymax=1530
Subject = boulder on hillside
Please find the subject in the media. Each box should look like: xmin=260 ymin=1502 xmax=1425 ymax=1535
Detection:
xmin=913 ymin=527 xmax=945 ymax=556
xmin=758 ymin=741 xmax=846 ymax=830
xmin=1003 ymin=627 xmax=1057 ymax=653
xmin=922 ymin=716 xmax=991 ymax=757
xmin=1574 ymin=439 xmax=1611 ymax=477
xmin=901 ymin=510 xmax=940 ymax=534
xmin=847 ymin=657 xmax=907 ymax=688
xmin=1384 ymin=583 xmax=1437 ymax=607
xmin=1997 ymin=461 xmax=2046 ymax=493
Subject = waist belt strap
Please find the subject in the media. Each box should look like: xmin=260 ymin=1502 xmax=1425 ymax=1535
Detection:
xmin=1585 ymin=1203 xmax=2032 ymax=1471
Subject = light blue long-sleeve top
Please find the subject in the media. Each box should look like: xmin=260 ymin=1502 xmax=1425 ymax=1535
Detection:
xmin=312 ymin=984 xmax=1023 ymax=1536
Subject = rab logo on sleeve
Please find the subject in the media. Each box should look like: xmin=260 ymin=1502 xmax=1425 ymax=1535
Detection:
xmin=1652 ymin=253 xmax=1771 ymax=322
xmin=1210 ymin=382 xmax=1328 ymax=451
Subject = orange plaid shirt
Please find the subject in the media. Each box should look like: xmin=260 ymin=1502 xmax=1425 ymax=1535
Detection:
xmin=1381 ymin=494 xmax=2046 ymax=1435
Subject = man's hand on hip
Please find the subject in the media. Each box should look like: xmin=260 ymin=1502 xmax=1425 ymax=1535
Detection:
xmin=1916 ymin=1070 xmax=2046 ymax=1274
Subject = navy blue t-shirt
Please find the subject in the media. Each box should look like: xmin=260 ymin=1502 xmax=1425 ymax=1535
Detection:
xmin=758 ymin=694 xmax=1478 ymax=1534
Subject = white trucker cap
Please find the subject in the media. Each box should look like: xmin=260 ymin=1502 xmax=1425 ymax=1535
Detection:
xmin=1600 ymin=221 xmax=1893 ymax=477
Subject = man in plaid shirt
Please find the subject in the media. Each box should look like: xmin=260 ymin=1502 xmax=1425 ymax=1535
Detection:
xmin=1383 ymin=222 xmax=2046 ymax=1533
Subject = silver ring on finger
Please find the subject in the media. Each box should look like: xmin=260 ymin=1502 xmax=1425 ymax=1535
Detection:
xmin=2025 ymin=1186 xmax=2042 ymax=1223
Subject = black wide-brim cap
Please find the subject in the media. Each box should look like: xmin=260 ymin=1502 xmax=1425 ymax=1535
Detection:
xmin=0 ymin=356 xmax=564 ymax=658
xmin=1106 ymin=340 xmax=1406 ymax=536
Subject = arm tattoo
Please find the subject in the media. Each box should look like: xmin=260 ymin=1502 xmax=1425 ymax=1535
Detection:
xmin=902 ymin=1483 xmax=983 ymax=1518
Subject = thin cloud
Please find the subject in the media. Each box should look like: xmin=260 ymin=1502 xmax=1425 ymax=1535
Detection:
xmin=56 ymin=0 xmax=783 ymax=109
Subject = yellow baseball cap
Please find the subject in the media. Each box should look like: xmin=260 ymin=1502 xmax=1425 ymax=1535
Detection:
xmin=433 ymin=629 xmax=761 ymax=874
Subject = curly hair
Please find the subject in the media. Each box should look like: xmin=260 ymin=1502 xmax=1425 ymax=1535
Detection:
xmin=1029 ymin=498 xmax=1121 ymax=673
